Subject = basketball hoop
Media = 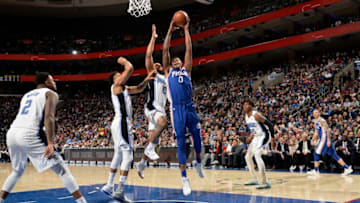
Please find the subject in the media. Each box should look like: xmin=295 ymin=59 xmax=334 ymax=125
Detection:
xmin=127 ymin=0 xmax=152 ymax=18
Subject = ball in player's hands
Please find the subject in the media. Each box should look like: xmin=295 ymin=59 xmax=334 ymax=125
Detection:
xmin=173 ymin=10 xmax=189 ymax=27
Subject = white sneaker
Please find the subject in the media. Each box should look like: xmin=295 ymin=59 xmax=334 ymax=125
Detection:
xmin=182 ymin=177 xmax=191 ymax=196
xmin=135 ymin=162 xmax=145 ymax=179
xmin=112 ymin=190 xmax=131 ymax=202
xmin=342 ymin=166 xmax=353 ymax=176
xmin=192 ymin=160 xmax=204 ymax=178
xmin=100 ymin=184 xmax=113 ymax=198
xmin=144 ymin=145 xmax=160 ymax=160
xmin=307 ymin=169 xmax=320 ymax=177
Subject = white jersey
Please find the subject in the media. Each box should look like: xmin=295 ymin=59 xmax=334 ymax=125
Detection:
xmin=111 ymin=85 xmax=132 ymax=119
xmin=11 ymin=88 xmax=57 ymax=131
xmin=146 ymin=73 xmax=167 ymax=111
xmin=245 ymin=110 xmax=266 ymax=137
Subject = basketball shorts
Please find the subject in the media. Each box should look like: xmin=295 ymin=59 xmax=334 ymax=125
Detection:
xmin=316 ymin=142 xmax=336 ymax=156
xmin=247 ymin=134 xmax=270 ymax=154
xmin=145 ymin=107 xmax=166 ymax=131
xmin=6 ymin=127 xmax=61 ymax=173
xmin=111 ymin=117 xmax=133 ymax=150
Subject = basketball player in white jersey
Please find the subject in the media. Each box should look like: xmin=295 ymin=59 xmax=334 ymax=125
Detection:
xmin=134 ymin=24 xmax=168 ymax=179
xmin=0 ymin=72 xmax=87 ymax=203
xmin=307 ymin=109 xmax=353 ymax=177
xmin=244 ymin=99 xmax=274 ymax=189
xmin=101 ymin=57 xmax=156 ymax=202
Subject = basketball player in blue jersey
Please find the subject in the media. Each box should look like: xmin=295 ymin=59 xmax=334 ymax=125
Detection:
xmin=162 ymin=17 xmax=204 ymax=196
xmin=0 ymin=72 xmax=87 ymax=203
xmin=244 ymin=100 xmax=274 ymax=189
xmin=135 ymin=25 xmax=169 ymax=179
xmin=101 ymin=57 xmax=155 ymax=202
xmin=307 ymin=109 xmax=353 ymax=177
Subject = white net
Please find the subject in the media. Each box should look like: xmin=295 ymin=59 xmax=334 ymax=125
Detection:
xmin=127 ymin=0 xmax=152 ymax=18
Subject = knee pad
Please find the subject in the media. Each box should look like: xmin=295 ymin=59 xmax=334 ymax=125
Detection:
xmin=52 ymin=163 xmax=79 ymax=194
xmin=61 ymin=173 xmax=79 ymax=194
xmin=120 ymin=151 xmax=133 ymax=171
xmin=314 ymin=153 xmax=320 ymax=162
xmin=51 ymin=162 xmax=68 ymax=177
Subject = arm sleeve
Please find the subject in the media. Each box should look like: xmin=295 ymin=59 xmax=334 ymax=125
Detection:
xmin=264 ymin=119 xmax=274 ymax=138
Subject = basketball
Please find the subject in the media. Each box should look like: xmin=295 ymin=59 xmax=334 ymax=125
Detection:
xmin=173 ymin=10 xmax=189 ymax=27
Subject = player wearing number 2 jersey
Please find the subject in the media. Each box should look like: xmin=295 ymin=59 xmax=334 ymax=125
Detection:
xmin=162 ymin=17 xmax=204 ymax=196
xmin=0 ymin=72 xmax=87 ymax=203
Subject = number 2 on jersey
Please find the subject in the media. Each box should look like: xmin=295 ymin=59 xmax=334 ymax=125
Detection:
xmin=21 ymin=100 xmax=32 ymax=115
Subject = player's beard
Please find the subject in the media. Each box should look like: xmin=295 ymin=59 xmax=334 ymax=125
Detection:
xmin=157 ymin=70 xmax=165 ymax=75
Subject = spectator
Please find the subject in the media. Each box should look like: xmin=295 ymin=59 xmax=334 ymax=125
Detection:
xmin=292 ymin=133 xmax=312 ymax=172
xmin=335 ymin=135 xmax=356 ymax=167
xmin=276 ymin=137 xmax=290 ymax=169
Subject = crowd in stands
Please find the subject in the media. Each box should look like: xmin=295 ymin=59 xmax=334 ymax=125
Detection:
xmin=1 ymin=49 xmax=360 ymax=172
xmin=0 ymin=144 xmax=9 ymax=163
xmin=0 ymin=0 xmax=311 ymax=55
xmin=1 ymin=11 xmax=359 ymax=77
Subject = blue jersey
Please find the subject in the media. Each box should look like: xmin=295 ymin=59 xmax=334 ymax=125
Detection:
xmin=167 ymin=68 xmax=193 ymax=105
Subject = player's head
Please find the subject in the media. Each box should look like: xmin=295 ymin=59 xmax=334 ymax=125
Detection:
xmin=35 ymin=72 xmax=57 ymax=91
xmin=171 ymin=57 xmax=182 ymax=69
xmin=313 ymin=109 xmax=320 ymax=119
xmin=154 ymin=62 xmax=164 ymax=74
xmin=109 ymin=71 xmax=121 ymax=84
xmin=243 ymin=99 xmax=254 ymax=113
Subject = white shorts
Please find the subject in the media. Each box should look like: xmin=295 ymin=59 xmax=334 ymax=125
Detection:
xmin=111 ymin=117 xmax=134 ymax=150
xmin=247 ymin=134 xmax=270 ymax=154
xmin=145 ymin=107 xmax=166 ymax=131
xmin=6 ymin=127 xmax=61 ymax=173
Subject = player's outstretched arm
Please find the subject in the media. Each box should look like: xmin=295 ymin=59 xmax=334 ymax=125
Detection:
xmin=145 ymin=24 xmax=157 ymax=73
xmin=115 ymin=57 xmax=134 ymax=87
xmin=163 ymin=20 xmax=177 ymax=75
xmin=254 ymin=113 xmax=274 ymax=138
xmin=127 ymin=69 xmax=157 ymax=94
xmin=183 ymin=16 xmax=192 ymax=75
xmin=44 ymin=91 xmax=59 ymax=159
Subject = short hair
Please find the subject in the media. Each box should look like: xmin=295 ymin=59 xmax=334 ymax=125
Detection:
xmin=109 ymin=71 xmax=118 ymax=84
xmin=35 ymin=72 xmax=49 ymax=86
xmin=313 ymin=108 xmax=321 ymax=113
xmin=244 ymin=98 xmax=254 ymax=107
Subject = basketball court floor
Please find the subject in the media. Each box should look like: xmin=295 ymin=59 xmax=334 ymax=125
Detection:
xmin=0 ymin=163 xmax=359 ymax=203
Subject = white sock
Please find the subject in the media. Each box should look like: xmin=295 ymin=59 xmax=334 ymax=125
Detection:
xmin=140 ymin=158 xmax=146 ymax=165
xmin=107 ymin=172 xmax=116 ymax=186
xmin=119 ymin=175 xmax=127 ymax=184
xmin=75 ymin=196 xmax=87 ymax=203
